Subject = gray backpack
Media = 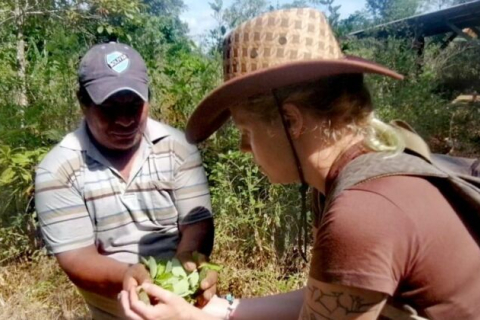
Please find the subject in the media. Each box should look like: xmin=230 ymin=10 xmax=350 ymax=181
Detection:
xmin=311 ymin=121 xmax=480 ymax=319
xmin=314 ymin=120 xmax=480 ymax=243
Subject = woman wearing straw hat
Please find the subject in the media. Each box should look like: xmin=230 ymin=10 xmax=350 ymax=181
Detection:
xmin=119 ymin=7 xmax=480 ymax=320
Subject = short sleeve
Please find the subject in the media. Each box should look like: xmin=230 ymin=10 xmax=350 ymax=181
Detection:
xmin=35 ymin=168 xmax=95 ymax=254
xmin=173 ymin=147 xmax=212 ymax=225
xmin=310 ymin=188 xmax=415 ymax=295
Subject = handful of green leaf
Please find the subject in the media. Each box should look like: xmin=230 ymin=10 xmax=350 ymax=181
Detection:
xmin=139 ymin=255 xmax=221 ymax=304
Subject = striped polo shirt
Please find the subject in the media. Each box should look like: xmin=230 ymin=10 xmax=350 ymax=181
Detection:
xmin=35 ymin=118 xmax=212 ymax=262
xmin=35 ymin=118 xmax=212 ymax=318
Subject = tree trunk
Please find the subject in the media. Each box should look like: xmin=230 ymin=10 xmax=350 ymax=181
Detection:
xmin=14 ymin=0 xmax=28 ymax=124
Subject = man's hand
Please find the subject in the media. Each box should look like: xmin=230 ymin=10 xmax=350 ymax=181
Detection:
xmin=176 ymin=251 xmax=218 ymax=307
xmin=123 ymin=263 xmax=152 ymax=291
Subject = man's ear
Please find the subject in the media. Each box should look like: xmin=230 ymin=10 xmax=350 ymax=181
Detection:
xmin=282 ymin=103 xmax=304 ymax=138
xmin=77 ymin=91 xmax=85 ymax=111
xmin=79 ymin=103 xmax=87 ymax=115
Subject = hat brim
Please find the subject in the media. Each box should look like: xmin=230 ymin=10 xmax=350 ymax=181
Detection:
xmin=85 ymin=77 xmax=149 ymax=105
xmin=186 ymin=55 xmax=403 ymax=144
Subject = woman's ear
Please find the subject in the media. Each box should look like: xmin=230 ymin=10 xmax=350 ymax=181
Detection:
xmin=282 ymin=103 xmax=304 ymax=138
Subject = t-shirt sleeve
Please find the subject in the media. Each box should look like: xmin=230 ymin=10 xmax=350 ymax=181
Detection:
xmin=310 ymin=188 xmax=416 ymax=295
xmin=173 ymin=146 xmax=212 ymax=225
xmin=35 ymin=168 xmax=95 ymax=254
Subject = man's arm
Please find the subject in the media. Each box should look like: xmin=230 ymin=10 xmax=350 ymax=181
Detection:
xmin=36 ymin=167 xmax=150 ymax=298
xmin=175 ymin=218 xmax=215 ymax=304
xmin=299 ymin=277 xmax=387 ymax=320
xmin=172 ymin=142 xmax=215 ymax=266
xmin=56 ymin=245 xmax=150 ymax=298
xmin=170 ymin=139 xmax=215 ymax=303
xmin=177 ymin=218 xmax=214 ymax=257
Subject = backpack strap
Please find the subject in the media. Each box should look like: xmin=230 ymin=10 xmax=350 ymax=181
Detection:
xmin=390 ymin=120 xmax=432 ymax=162
xmin=390 ymin=120 xmax=480 ymax=213
xmin=322 ymin=152 xmax=448 ymax=221
xmin=391 ymin=120 xmax=480 ymax=179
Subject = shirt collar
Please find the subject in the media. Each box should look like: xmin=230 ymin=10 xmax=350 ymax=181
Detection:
xmin=144 ymin=118 xmax=170 ymax=144
xmin=325 ymin=143 xmax=369 ymax=194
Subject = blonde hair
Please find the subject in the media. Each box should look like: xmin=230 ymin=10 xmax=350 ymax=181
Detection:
xmin=235 ymin=74 xmax=405 ymax=154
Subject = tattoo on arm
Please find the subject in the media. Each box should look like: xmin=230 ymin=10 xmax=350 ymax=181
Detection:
xmin=300 ymin=283 xmax=386 ymax=320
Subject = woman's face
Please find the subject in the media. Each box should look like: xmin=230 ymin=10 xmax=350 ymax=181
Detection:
xmin=230 ymin=106 xmax=299 ymax=184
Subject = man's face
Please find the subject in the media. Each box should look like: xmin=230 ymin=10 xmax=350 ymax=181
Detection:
xmin=82 ymin=91 xmax=149 ymax=151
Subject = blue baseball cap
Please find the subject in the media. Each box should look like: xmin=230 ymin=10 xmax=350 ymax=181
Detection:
xmin=78 ymin=42 xmax=149 ymax=105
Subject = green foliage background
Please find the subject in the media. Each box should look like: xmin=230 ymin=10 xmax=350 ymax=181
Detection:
xmin=0 ymin=0 xmax=479 ymax=315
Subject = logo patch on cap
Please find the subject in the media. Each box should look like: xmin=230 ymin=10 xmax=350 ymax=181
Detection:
xmin=106 ymin=51 xmax=129 ymax=73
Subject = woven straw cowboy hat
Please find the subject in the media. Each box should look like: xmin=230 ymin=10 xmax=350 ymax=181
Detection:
xmin=186 ymin=8 xmax=403 ymax=144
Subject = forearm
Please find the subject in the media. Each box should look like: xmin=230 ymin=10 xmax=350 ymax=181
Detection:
xmin=232 ymin=288 xmax=305 ymax=320
xmin=191 ymin=307 xmax=222 ymax=320
xmin=177 ymin=218 xmax=214 ymax=256
xmin=56 ymin=245 xmax=129 ymax=298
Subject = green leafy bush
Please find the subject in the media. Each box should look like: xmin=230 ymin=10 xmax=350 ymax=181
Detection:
xmin=0 ymin=146 xmax=48 ymax=264
xmin=140 ymin=256 xmax=221 ymax=303
xmin=206 ymin=147 xmax=306 ymax=271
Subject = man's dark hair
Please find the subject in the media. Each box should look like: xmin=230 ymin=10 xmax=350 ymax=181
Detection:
xmin=77 ymin=86 xmax=94 ymax=107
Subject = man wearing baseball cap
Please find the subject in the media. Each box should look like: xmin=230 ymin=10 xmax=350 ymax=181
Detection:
xmin=35 ymin=42 xmax=216 ymax=319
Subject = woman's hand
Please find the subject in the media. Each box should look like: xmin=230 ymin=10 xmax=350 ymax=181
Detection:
xmin=119 ymin=283 xmax=195 ymax=320
xmin=201 ymin=295 xmax=234 ymax=319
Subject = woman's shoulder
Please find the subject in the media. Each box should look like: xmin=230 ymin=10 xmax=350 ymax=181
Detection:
xmin=349 ymin=175 xmax=440 ymax=196
xmin=320 ymin=174 xmax=455 ymax=251
xmin=347 ymin=175 xmax=449 ymax=211
xmin=323 ymin=177 xmax=418 ymax=234
xmin=319 ymin=175 xmax=446 ymax=247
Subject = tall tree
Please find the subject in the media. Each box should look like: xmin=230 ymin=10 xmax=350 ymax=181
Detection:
xmin=422 ymin=0 xmax=471 ymax=10
xmin=336 ymin=10 xmax=372 ymax=35
xmin=366 ymin=0 xmax=422 ymax=22
xmin=206 ymin=0 xmax=342 ymax=52
xmin=0 ymin=0 xmax=143 ymax=126
xmin=309 ymin=0 xmax=341 ymax=27
xmin=223 ymin=0 xmax=271 ymax=28
xmin=144 ymin=0 xmax=185 ymax=15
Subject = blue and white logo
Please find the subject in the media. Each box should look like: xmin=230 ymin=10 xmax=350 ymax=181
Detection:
xmin=106 ymin=51 xmax=129 ymax=73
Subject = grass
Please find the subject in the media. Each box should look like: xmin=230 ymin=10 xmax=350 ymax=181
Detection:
xmin=0 ymin=253 xmax=89 ymax=320
xmin=0 ymin=247 xmax=307 ymax=320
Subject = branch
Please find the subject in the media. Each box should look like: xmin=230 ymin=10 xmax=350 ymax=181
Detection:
xmin=0 ymin=15 xmax=14 ymax=26
xmin=25 ymin=9 xmax=63 ymax=15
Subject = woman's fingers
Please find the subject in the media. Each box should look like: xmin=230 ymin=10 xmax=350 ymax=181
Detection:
xmin=127 ymin=284 xmax=194 ymax=320
xmin=128 ymin=284 xmax=175 ymax=319
xmin=119 ymin=290 xmax=144 ymax=320
xmin=142 ymin=283 xmax=173 ymax=302
xmin=129 ymin=287 xmax=158 ymax=319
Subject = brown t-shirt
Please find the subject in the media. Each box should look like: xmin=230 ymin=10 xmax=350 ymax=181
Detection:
xmin=310 ymin=149 xmax=480 ymax=319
